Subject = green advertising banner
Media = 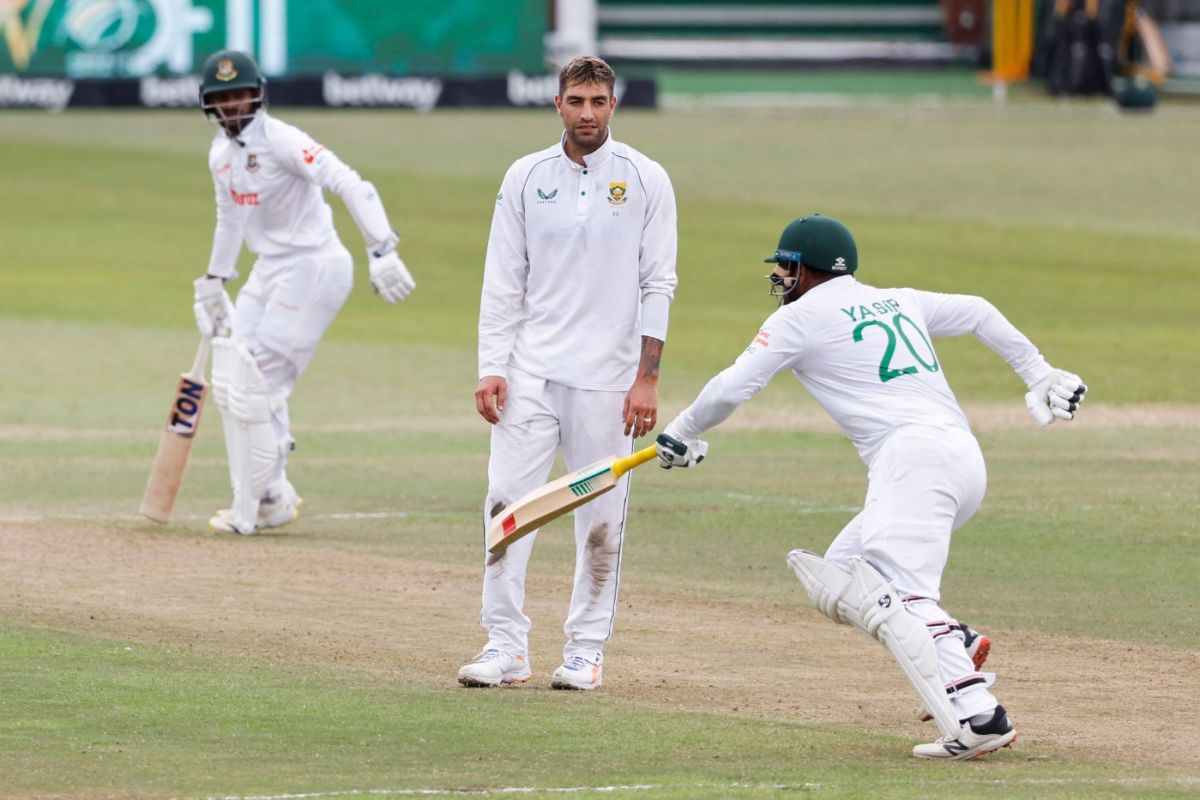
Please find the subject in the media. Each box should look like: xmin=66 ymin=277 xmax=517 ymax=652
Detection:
xmin=0 ymin=0 xmax=547 ymax=78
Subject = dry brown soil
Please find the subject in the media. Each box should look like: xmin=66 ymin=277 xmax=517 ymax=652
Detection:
xmin=1 ymin=515 xmax=1197 ymax=772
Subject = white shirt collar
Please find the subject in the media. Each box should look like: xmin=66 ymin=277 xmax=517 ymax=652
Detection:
xmin=559 ymin=129 xmax=617 ymax=169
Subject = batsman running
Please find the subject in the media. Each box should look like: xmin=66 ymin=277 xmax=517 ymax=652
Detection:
xmin=193 ymin=50 xmax=415 ymax=535
xmin=655 ymin=215 xmax=1086 ymax=760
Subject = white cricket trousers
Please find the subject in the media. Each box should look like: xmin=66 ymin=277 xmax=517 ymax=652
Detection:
xmin=231 ymin=241 xmax=354 ymax=486
xmin=479 ymin=367 xmax=633 ymax=661
xmin=824 ymin=424 xmax=998 ymax=720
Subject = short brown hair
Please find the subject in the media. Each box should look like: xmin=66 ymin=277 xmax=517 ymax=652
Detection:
xmin=558 ymin=56 xmax=616 ymax=97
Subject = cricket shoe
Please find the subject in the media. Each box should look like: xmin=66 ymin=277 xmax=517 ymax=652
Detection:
xmin=209 ymin=485 xmax=303 ymax=535
xmin=551 ymin=652 xmax=603 ymax=690
xmin=457 ymin=648 xmax=532 ymax=687
xmin=258 ymin=481 xmax=303 ymax=528
xmin=912 ymin=705 xmax=1017 ymax=761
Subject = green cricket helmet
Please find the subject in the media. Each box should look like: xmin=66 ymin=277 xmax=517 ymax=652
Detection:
xmin=200 ymin=50 xmax=264 ymax=97
xmin=199 ymin=50 xmax=266 ymax=130
xmin=764 ymin=214 xmax=858 ymax=274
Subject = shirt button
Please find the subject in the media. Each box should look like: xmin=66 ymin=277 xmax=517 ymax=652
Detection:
xmin=581 ymin=191 xmax=586 ymax=195
xmin=583 ymin=170 xmax=588 ymax=175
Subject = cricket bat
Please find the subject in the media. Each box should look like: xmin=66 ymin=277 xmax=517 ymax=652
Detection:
xmin=487 ymin=444 xmax=658 ymax=555
xmin=1135 ymin=8 xmax=1172 ymax=84
xmin=139 ymin=336 xmax=212 ymax=523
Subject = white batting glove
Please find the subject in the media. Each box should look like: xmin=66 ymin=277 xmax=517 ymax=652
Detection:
xmin=1025 ymin=368 xmax=1087 ymax=427
xmin=368 ymin=251 xmax=416 ymax=304
xmin=192 ymin=276 xmax=234 ymax=338
xmin=655 ymin=426 xmax=709 ymax=469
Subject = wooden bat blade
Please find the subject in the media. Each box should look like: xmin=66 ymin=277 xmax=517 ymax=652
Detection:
xmin=486 ymin=444 xmax=657 ymax=555
xmin=486 ymin=459 xmax=619 ymax=554
xmin=1135 ymin=10 xmax=1172 ymax=83
xmin=139 ymin=370 xmax=208 ymax=523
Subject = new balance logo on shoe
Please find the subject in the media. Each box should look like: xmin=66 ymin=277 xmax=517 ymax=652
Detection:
xmin=912 ymin=705 xmax=1017 ymax=761
xmin=940 ymin=739 xmax=972 ymax=757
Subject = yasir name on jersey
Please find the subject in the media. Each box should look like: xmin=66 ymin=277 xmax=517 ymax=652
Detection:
xmin=841 ymin=298 xmax=901 ymax=321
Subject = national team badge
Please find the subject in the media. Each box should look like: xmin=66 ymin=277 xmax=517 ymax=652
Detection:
xmin=215 ymin=59 xmax=238 ymax=82
xmin=246 ymin=154 xmax=260 ymax=172
xmin=607 ymin=182 xmax=627 ymax=206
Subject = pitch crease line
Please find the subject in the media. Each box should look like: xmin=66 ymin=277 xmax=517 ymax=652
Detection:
xmin=198 ymin=785 xmax=668 ymax=800
xmin=195 ymin=775 xmax=1200 ymax=800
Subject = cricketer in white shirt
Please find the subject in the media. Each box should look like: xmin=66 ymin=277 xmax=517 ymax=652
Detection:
xmin=192 ymin=49 xmax=414 ymax=537
xmin=460 ymin=57 xmax=677 ymax=692
xmin=657 ymin=214 xmax=1085 ymax=759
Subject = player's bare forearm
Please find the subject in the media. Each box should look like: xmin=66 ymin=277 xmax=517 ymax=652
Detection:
xmin=637 ymin=336 xmax=663 ymax=384
xmin=623 ymin=336 xmax=663 ymax=438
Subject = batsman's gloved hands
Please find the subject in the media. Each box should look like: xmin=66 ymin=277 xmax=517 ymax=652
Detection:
xmin=1025 ymin=367 xmax=1087 ymax=427
xmin=655 ymin=427 xmax=709 ymax=469
xmin=192 ymin=275 xmax=234 ymax=338
xmin=368 ymin=251 xmax=416 ymax=304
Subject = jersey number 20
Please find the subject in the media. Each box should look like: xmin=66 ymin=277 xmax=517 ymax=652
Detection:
xmin=853 ymin=313 xmax=939 ymax=383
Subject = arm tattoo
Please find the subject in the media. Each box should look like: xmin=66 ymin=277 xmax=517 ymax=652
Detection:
xmin=639 ymin=336 xmax=663 ymax=379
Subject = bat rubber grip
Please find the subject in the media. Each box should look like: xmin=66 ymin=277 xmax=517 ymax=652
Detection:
xmin=612 ymin=444 xmax=658 ymax=478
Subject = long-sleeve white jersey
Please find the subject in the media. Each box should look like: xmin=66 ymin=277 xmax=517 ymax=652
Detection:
xmin=671 ymin=276 xmax=1053 ymax=467
xmin=478 ymin=133 xmax=678 ymax=391
xmin=205 ymin=111 xmax=391 ymax=278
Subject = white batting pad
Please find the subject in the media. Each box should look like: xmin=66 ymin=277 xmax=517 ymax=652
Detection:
xmin=850 ymin=557 xmax=961 ymax=739
xmin=786 ymin=549 xmax=866 ymax=631
xmin=211 ymin=338 xmax=277 ymax=533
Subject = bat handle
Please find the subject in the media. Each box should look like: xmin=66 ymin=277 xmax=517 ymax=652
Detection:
xmin=188 ymin=336 xmax=212 ymax=381
xmin=612 ymin=444 xmax=658 ymax=478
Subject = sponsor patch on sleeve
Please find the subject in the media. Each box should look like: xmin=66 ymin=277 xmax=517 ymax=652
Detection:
xmin=743 ymin=328 xmax=771 ymax=355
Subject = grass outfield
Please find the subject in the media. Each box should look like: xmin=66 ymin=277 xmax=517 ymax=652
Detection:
xmin=0 ymin=107 xmax=1198 ymax=798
